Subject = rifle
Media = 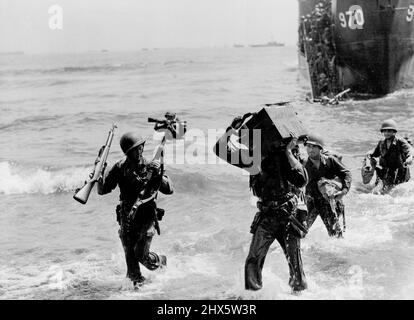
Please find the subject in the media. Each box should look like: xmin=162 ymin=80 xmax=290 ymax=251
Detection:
xmin=317 ymin=88 xmax=351 ymax=105
xmin=128 ymin=114 xmax=187 ymax=233
xmin=128 ymin=135 xmax=166 ymax=234
xmin=73 ymin=124 xmax=117 ymax=204
xmin=330 ymin=88 xmax=350 ymax=103
xmin=148 ymin=112 xmax=187 ymax=140
xmin=327 ymin=88 xmax=351 ymax=104
xmin=282 ymin=209 xmax=309 ymax=236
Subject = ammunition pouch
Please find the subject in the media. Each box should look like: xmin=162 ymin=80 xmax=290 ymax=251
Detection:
xmin=257 ymin=195 xmax=308 ymax=237
xmin=257 ymin=194 xmax=298 ymax=215
xmin=156 ymin=208 xmax=165 ymax=221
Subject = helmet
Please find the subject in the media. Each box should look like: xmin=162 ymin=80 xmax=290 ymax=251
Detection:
xmin=305 ymin=134 xmax=324 ymax=149
xmin=120 ymin=132 xmax=146 ymax=155
xmin=165 ymin=111 xmax=176 ymax=120
xmin=380 ymin=119 xmax=397 ymax=132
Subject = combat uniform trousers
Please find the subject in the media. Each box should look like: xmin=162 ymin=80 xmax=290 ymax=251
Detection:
xmin=245 ymin=211 xmax=307 ymax=292
xmin=376 ymin=167 xmax=410 ymax=192
xmin=117 ymin=204 xmax=165 ymax=283
xmin=306 ymin=197 xmax=345 ymax=237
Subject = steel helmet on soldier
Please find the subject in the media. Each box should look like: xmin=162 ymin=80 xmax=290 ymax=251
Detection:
xmin=120 ymin=132 xmax=146 ymax=155
xmin=305 ymin=134 xmax=325 ymax=149
xmin=380 ymin=119 xmax=397 ymax=132
xmin=165 ymin=111 xmax=176 ymax=119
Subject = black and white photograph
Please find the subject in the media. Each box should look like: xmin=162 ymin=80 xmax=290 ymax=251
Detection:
xmin=1 ymin=0 xmax=414 ymax=303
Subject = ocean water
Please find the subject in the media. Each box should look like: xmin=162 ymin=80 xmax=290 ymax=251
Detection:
xmin=1 ymin=46 xmax=414 ymax=300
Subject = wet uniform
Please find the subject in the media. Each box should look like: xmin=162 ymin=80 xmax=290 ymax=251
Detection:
xmin=100 ymin=157 xmax=173 ymax=283
xmin=370 ymin=136 xmax=412 ymax=189
xmin=247 ymin=151 xmax=308 ymax=292
xmin=304 ymin=153 xmax=351 ymax=236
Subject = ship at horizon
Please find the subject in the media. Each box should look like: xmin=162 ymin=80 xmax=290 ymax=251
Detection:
xmin=298 ymin=0 xmax=414 ymax=99
xmin=249 ymin=41 xmax=285 ymax=47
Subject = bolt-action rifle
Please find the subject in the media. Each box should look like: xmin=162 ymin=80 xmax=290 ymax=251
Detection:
xmin=328 ymin=88 xmax=351 ymax=104
xmin=318 ymin=88 xmax=351 ymax=105
xmin=73 ymin=124 xmax=117 ymax=204
xmin=128 ymin=113 xmax=186 ymax=234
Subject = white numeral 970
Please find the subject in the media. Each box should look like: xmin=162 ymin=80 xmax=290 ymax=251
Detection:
xmin=338 ymin=5 xmax=364 ymax=29
xmin=407 ymin=5 xmax=414 ymax=22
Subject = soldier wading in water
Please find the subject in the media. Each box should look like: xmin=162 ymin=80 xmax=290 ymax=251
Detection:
xmin=97 ymin=132 xmax=173 ymax=288
xmin=214 ymin=116 xmax=309 ymax=294
xmin=367 ymin=119 xmax=413 ymax=193
xmin=303 ymin=134 xmax=351 ymax=238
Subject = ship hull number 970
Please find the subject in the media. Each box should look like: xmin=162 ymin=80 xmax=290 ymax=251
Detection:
xmin=339 ymin=4 xmax=414 ymax=29
xmin=407 ymin=5 xmax=414 ymax=22
xmin=339 ymin=5 xmax=365 ymax=29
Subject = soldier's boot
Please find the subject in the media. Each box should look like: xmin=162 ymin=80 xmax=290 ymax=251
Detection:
xmin=159 ymin=255 xmax=167 ymax=269
xmin=132 ymin=275 xmax=147 ymax=289
xmin=291 ymin=288 xmax=303 ymax=296
xmin=142 ymin=252 xmax=166 ymax=271
xmin=246 ymin=282 xmax=262 ymax=291
xmin=245 ymin=263 xmax=263 ymax=291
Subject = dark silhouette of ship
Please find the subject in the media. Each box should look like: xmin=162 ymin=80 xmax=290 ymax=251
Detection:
xmin=298 ymin=0 xmax=414 ymax=98
xmin=250 ymin=41 xmax=285 ymax=47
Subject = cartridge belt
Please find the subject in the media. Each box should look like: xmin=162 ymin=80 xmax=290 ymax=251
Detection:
xmin=257 ymin=195 xmax=296 ymax=214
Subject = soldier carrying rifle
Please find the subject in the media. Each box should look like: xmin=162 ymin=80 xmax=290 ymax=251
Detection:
xmin=94 ymin=113 xmax=186 ymax=288
xmin=96 ymin=131 xmax=172 ymax=288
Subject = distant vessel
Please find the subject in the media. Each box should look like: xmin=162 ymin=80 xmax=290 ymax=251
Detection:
xmin=233 ymin=44 xmax=245 ymax=48
xmin=249 ymin=41 xmax=285 ymax=47
xmin=298 ymin=0 xmax=414 ymax=98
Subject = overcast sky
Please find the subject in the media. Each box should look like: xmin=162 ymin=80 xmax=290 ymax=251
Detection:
xmin=0 ymin=0 xmax=299 ymax=53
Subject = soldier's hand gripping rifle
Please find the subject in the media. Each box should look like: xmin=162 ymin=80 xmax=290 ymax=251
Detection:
xmin=73 ymin=124 xmax=117 ymax=204
xmin=127 ymin=113 xmax=187 ymax=233
xmin=280 ymin=207 xmax=309 ymax=236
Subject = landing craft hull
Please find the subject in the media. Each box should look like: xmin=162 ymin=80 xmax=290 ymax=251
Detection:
xmin=298 ymin=0 xmax=414 ymax=96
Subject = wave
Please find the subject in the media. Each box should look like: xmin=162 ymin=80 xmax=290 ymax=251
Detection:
xmin=0 ymin=59 xmax=196 ymax=77
xmin=0 ymin=115 xmax=63 ymax=131
xmin=0 ymin=161 xmax=238 ymax=196
xmin=163 ymin=60 xmax=194 ymax=66
xmin=0 ymin=112 xmax=144 ymax=131
xmin=0 ymin=63 xmax=150 ymax=76
xmin=47 ymin=79 xmax=74 ymax=87
xmin=0 ymin=161 xmax=89 ymax=195
xmin=169 ymin=169 xmax=227 ymax=194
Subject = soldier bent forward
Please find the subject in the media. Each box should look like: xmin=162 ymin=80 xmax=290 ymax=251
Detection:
xmin=214 ymin=118 xmax=309 ymax=293
xmin=304 ymin=134 xmax=351 ymax=237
